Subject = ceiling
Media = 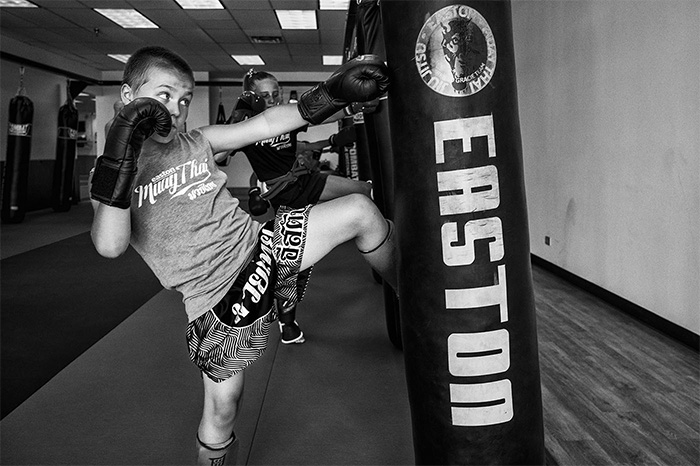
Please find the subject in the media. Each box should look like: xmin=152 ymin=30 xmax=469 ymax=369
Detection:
xmin=0 ymin=0 xmax=354 ymax=82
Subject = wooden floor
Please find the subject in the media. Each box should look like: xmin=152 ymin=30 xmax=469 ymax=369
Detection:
xmin=534 ymin=266 xmax=699 ymax=465
xmin=1 ymin=202 xmax=698 ymax=465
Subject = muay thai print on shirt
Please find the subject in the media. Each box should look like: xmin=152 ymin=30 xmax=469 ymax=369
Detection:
xmin=133 ymin=157 xmax=216 ymax=207
xmin=128 ymin=129 xmax=261 ymax=322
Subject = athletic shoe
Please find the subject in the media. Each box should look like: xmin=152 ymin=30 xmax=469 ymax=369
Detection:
xmin=279 ymin=321 xmax=305 ymax=344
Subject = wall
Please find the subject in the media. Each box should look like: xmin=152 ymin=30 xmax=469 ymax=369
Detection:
xmin=511 ymin=0 xmax=699 ymax=333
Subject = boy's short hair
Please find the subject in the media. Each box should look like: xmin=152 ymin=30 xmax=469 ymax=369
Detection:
xmin=123 ymin=46 xmax=194 ymax=90
xmin=242 ymin=68 xmax=278 ymax=93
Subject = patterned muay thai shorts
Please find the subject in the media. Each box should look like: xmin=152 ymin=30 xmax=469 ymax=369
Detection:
xmin=186 ymin=205 xmax=313 ymax=382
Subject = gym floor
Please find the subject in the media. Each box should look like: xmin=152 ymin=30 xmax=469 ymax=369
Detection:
xmin=1 ymin=201 xmax=698 ymax=465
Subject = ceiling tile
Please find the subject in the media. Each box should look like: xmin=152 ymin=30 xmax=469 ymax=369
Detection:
xmin=78 ymin=0 xmax=132 ymax=7
xmin=282 ymin=30 xmax=319 ymax=44
xmin=183 ymin=9 xmax=234 ymax=21
xmin=230 ymin=9 xmax=279 ymax=30
xmin=287 ymin=43 xmax=321 ymax=55
xmin=138 ymin=9 xmax=197 ymax=28
xmin=221 ymin=0 xmax=271 ymax=10
xmin=48 ymin=7 xmax=117 ymax=27
xmin=127 ymin=0 xmax=181 ymax=9
xmin=4 ymin=8 xmax=79 ymax=28
xmin=269 ymin=0 xmax=317 ymax=9
xmin=0 ymin=10 xmax=37 ymax=29
xmin=31 ymin=0 xmax=84 ymax=7
xmin=198 ymin=19 xmax=241 ymax=30
xmin=218 ymin=42 xmax=257 ymax=54
xmin=207 ymin=29 xmax=250 ymax=43
xmin=319 ymin=27 xmax=343 ymax=45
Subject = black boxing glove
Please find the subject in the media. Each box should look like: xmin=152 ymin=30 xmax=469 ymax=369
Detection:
xmin=298 ymin=55 xmax=389 ymax=125
xmin=227 ymin=91 xmax=266 ymax=124
xmin=90 ymin=98 xmax=171 ymax=209
xmin=329 ymin=126 xmax=357 ymax=149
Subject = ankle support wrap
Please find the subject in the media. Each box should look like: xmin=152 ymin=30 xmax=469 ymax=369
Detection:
xmin=359 ymin=219 xmax=393 ymax=254
xmin=197 ymin=433 xmax=235 ymax=451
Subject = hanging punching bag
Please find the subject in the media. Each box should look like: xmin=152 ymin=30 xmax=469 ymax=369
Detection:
xmin=351 ymin=112 xmax=373 ymax=181
xmin=52 ymin=86 xmax=79 ymax=212
xmin=356 ymin=0 xmax=402 ymax=350
xmin=215 ymin=92 xmax=228 ymax=166
xmin=2 ymin=69 xmax=34 ymax=224
xmin=336 ymin=116 xmax=356 ymax=179
xmin=381 ymin=1 xmax=544 ymax=464
xmin=216 ymin=103 xmax=226 ymax=124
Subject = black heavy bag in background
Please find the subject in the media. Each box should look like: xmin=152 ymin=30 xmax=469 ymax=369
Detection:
xmin=381 ymin=1 xmax=545 ymax=464
xmin=351 ymin=112 xmax=373 ymax=182
xmin=215 ymin=92 xmax=228 ymax=166
xmin=2 ymin=74 xmax=34 ymax=224
xmin=336 ymin=116 xmax=358 ymax=179
xmin=52 ymin=90 xmax=79 ymax=212
xmin=356 ymin=0 xmax=402 ymax=350
xmin=216 ymin=101 xmax=226 ymax=124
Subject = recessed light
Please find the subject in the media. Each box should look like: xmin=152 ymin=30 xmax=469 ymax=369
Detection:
xmin=276 ymin=10 xmax=317 ymax=30
xmin=319 ymin=0 xmax=349 ymax=10
xmin=232 ymin=55 xmax=265 ymax=66
xmin=108 ymin=54 xmax=131 ymax=64
xmin=94 ymin=9 xmax=158 ymax=28
xmin=0 ymin=0 xmax=37 ymax=7
xmin=174 ymin=0 xmax=223 ymax=9
xmin=323 ymin=55 xmax=343 ymax=66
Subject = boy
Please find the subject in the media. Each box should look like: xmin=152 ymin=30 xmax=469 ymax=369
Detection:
xmin=89 ymin=46 xmax=394 ymax=465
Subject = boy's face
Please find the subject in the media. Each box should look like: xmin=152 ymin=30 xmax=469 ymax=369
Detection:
xmin=121 ymin=66 xmax=194 ymax=138
xmin=252 ymin=78 xmax=282 ymax=109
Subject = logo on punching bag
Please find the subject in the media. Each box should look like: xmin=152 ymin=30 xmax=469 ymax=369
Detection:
xmin=8 ymin=123 xmax=32 ymax=137
xmin=415 ymin=5 xmax=496 ymax=97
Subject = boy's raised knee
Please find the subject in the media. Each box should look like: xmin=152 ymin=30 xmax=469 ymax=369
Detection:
xmin=344 ymin=193 xmax=382 ymax=226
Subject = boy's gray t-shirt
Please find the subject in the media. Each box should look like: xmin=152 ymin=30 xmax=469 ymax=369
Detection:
xmin=130 ymin=129 xmax=261 ymax=322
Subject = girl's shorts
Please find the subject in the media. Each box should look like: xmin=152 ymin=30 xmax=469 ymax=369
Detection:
xmin=186 ymin=205 xmax=312 ymax=382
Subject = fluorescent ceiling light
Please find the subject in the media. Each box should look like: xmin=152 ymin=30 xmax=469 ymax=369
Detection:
xmin=174 ymin=0 xmax=223 ymax=9
xmin=323 ymin=55 xmax=343 ymax=66
xmin=108 ymin=54 xmax=131 ymax=63
xmin=0 ymin=0 xmax=38 ymax=6
xmin=232 ymin=55 xmax=265 ymax=66
xmin=276 ymin=10 xmax=317 ymax=30
xmin=95 ymin=9 xmax=158 ymax=28
xmin=319 ymin=0 xmax=349 ymax=10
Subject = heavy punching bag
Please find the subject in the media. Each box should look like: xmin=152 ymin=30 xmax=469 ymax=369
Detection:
xmin=356 ymin=0 xmax=402 ymax=350
xmin=215 ymin=90 xmax=228 ymax=166
xmin=351 ymin=112 xmax=373 ymax=182
xmin=2 ymin=68 xmax=34 ymax=224
xmin=336 ymin=116 xmax=357 ymax=179
xmin=381 ymin=1 xmax=545 ymax=464
xmin=52 ymin=85 xmax=79 ymax=212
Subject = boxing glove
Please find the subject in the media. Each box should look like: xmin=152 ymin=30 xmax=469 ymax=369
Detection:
xmin=329 ymin=126 xmax=357 ymax=149
xmin=90 ymin=98 xmax=171 ymax=209
xmin=227 ymin=91 xmax=266 ymax=124
xmin=248 ymin=186 xmax=270 ymax=216
xmin=298 ymin=55 xmax=389 ymax=125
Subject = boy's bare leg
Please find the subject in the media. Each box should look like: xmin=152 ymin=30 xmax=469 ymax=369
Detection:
xmin=318 ymin=175 xmax=372 ymax=201
xmin=197 ymin=371 xmax=245 ymax=465
xmin=301 ymin=193 xmax=396 ymax=289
